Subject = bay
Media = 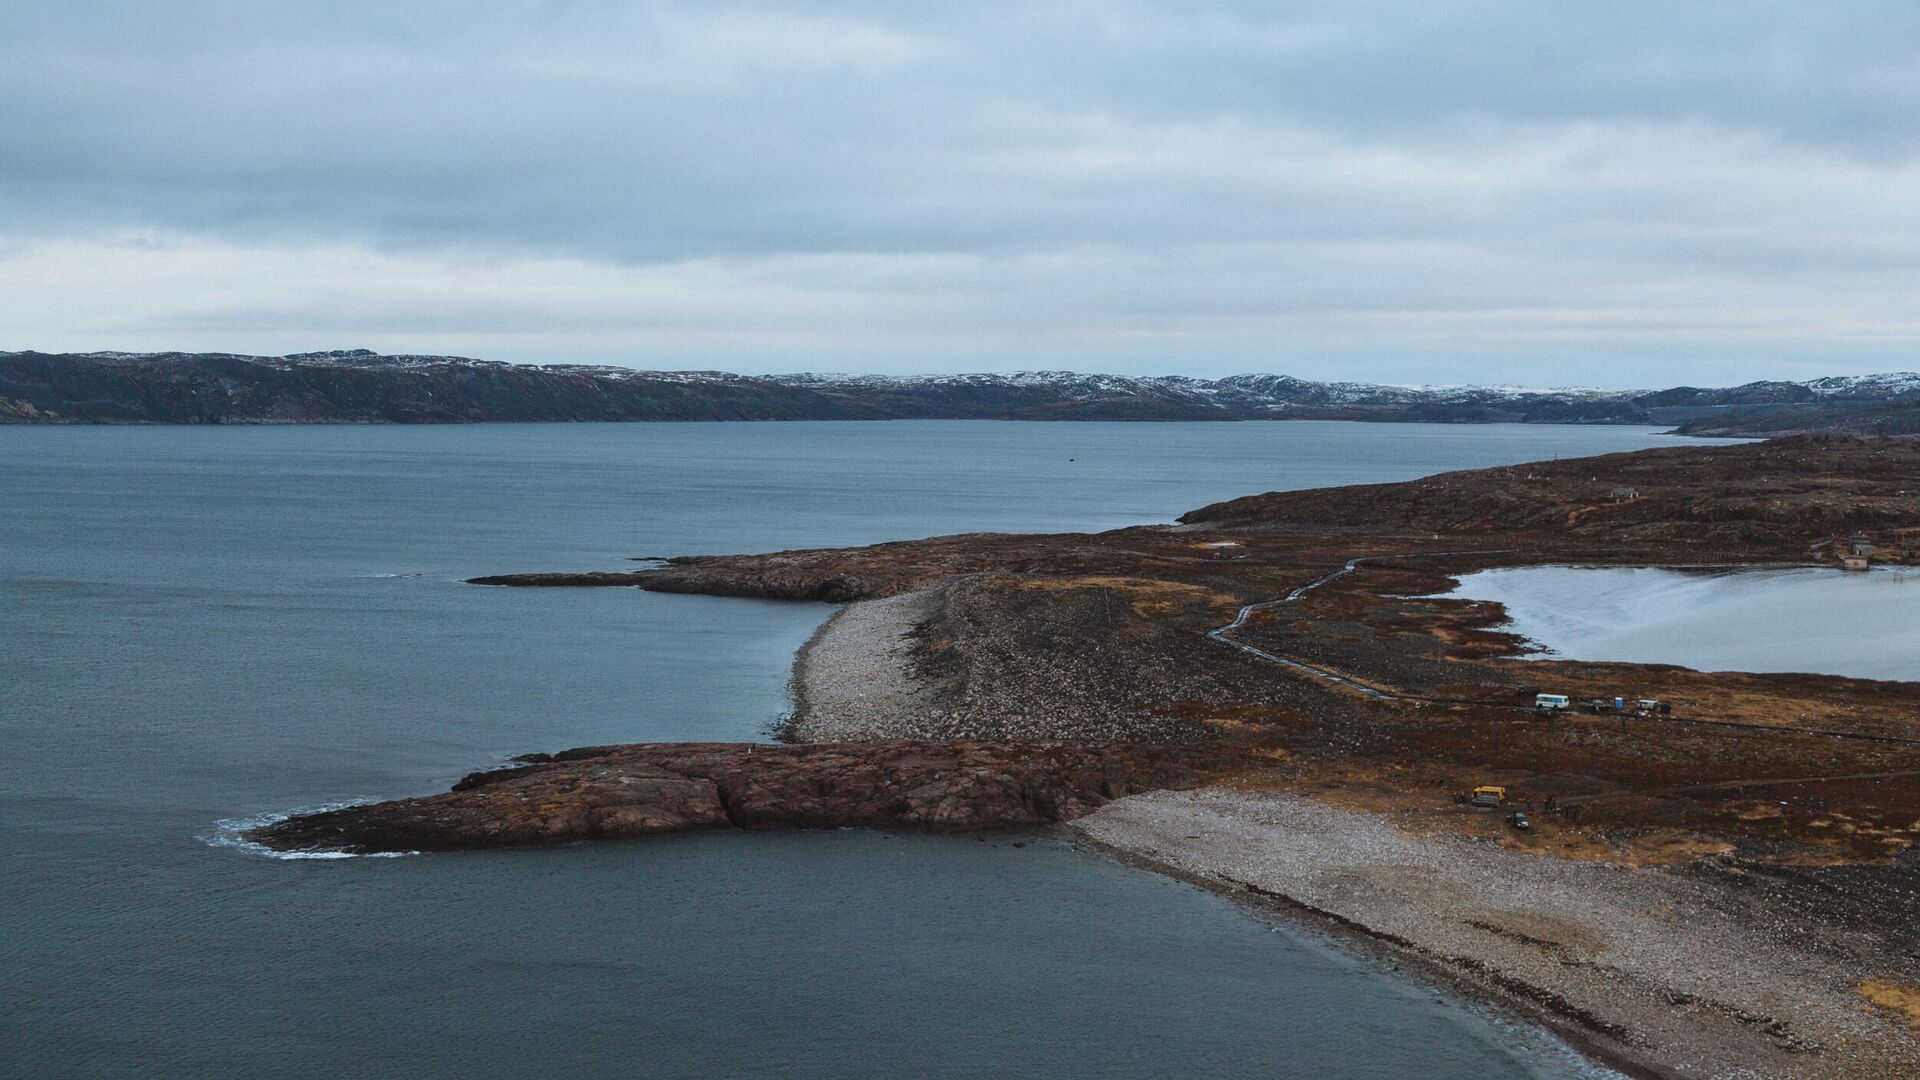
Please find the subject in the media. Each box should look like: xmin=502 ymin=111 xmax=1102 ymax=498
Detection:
xmin=1 ymin=420 xmax=1711 ymax=1079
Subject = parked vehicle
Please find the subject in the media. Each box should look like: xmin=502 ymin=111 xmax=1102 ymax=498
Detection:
xmin=1534 ymin=693 xmax=1571 ymax=711
xmin=1470 ymin=785 xmax=1506 ymax=808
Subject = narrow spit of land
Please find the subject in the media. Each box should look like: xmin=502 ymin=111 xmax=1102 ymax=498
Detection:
xmin=262 ymin=435 xmax=1920 ymax=1079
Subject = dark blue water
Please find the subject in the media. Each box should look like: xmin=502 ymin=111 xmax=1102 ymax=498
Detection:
xmin=2 ymin=421 xmax=1701 ymax=1078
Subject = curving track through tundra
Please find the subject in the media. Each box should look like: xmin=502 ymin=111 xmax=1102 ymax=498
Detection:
xmin=1206 ymin=550 xmax=1513 ymax=701
xmin=1206 ymin=549 xmax=1920 ymax=749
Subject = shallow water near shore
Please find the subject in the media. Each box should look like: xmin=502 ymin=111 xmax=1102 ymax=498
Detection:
xmin=0 ymin=421 xmax=1710 ymax=1078
xmin=1450 ymin=564 xmax=1920 ymax=681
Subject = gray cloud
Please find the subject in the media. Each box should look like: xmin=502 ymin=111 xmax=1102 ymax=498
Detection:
xmin=1 ymin=1 xmax=1916 ymax=384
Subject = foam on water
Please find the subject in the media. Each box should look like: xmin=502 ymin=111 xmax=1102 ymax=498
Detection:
xmin=202 ymin=801 xmax=418 ymax=860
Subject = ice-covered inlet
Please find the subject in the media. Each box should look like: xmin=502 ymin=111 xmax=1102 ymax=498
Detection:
xmin=1448 ymin=565 xmax=1920 ymax=682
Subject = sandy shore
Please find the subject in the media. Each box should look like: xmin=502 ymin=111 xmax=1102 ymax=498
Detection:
xmin=1067 ymin=788 xmax=1919 ymax=1080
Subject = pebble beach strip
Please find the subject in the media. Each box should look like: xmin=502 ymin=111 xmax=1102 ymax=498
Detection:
xmin=790 ymin=583 xmax=1918 ymax=1078
xmin=1069 ymin=788 xmax=1917 ymax=1080
xmin=788 ymin=585 xmax=951 ymax=741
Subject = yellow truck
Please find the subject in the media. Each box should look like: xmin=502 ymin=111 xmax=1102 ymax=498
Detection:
xmin=1470 ymin=785 xmax=1506 ymax=808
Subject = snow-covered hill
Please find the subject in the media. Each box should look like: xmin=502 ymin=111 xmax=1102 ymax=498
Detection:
xmin=4 ymin=349 xmax=1916 ymax=429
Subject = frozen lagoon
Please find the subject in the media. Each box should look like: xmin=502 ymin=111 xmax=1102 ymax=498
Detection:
xmin=1448 ymin=564 xmax=1920 ymax=682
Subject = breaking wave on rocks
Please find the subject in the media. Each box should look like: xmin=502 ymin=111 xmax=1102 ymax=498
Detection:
xmin=202 ymin=802 xmax=418 ymax=859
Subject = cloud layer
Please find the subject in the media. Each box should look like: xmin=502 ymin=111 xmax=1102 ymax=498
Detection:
xmin=3 ymin=2 xmax=1917 ymax=384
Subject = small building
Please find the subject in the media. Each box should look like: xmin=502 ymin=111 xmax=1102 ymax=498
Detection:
xmin=1842 ymin=555 xmax=1870 ymax=572
xmin=1849 ymin=534 xmax=1876 ymax=556
xmin=1610 ymin=486 xmax=1640 ymax=501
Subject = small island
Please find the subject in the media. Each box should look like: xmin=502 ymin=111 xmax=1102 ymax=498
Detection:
xmin=258 ymin=434 xmax=1920 ymax=1079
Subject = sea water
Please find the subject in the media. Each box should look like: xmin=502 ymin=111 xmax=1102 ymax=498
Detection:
xmin=1 ymin=421 xmax=1710 ymax=1079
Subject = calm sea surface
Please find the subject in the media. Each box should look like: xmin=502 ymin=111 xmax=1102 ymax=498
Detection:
xmin=1 ymin=421 xmax=1709 ymax=1079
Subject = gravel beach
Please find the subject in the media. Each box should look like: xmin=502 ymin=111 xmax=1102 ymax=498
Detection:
xmin=786 ymin=584 xmax=954 ymax=740
xmin=655 ymin=437 xmax=1920 ymax=1079
xmin=792 ymin=588 xmax=1920 ymax=1076
xmin=1068 ymin=788 xmax=1920 ymax=1080
xmin=789 ymin=578 xmax=1251 ymax=743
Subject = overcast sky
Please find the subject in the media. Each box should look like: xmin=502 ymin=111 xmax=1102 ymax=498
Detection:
xmin=3 ymin=2 xmax=1917 ymax=385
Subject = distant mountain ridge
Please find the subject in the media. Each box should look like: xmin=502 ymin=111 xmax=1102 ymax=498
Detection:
xmin=3 ymin=348 xmax=1917 ymax=433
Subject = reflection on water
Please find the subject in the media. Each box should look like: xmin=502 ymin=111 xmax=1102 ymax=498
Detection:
xmin=1450 ymin=565 xmax=1920 ymax=681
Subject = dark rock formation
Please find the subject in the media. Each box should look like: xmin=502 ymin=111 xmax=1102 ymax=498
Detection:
xmin=247 ymin=740 xmax=1238 ymax=854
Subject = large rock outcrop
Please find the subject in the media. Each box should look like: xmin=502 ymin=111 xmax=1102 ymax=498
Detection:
xmin=247 ymin=740 xmax=1238 ymax=854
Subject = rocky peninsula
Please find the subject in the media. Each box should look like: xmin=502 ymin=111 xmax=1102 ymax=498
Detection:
xmin=264 ymin=434 xmax=1920 ymax=1078
xmin=249 ymin=740 xmax=1233 ymax=853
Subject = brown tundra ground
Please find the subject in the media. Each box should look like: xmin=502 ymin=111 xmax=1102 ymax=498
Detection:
xmin=273 ymin=435 xmax=1920 ymax=1079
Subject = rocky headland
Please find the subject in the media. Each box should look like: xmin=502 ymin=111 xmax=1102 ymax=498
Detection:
xmin=263 ymin=434 xmax=1920 ymax=1078
xmin=248 ymin=740 xmax=1234 ymax=854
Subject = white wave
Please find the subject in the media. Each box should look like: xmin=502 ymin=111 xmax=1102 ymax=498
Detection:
xmin=202 ymin=800 xmax=418 ymax=859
